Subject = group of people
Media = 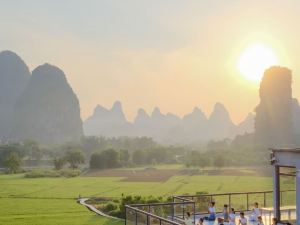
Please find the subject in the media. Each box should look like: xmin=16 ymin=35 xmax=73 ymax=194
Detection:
xmin=184 ymin=202 xmax=279 ymax=225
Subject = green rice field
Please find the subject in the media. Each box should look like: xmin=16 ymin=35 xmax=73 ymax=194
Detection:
xmin=0 ymin=168 xmax=295 ymax=225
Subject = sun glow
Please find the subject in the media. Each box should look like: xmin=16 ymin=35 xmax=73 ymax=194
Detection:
xmin=237 ymin=43 xmax=279 ymax=82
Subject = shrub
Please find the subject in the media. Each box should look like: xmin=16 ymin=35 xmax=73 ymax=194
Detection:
xmin=103 ymin=202 xmax=118 ymax=212
xmin=108 ymin=209 xmax=123 ymax=218
xmin=59 ymin=168 xmax=81 ymax=177
xmin=25 ymin=169 xmax=60 ymax=178
xmin=25 ymin=168 xmax=81 ymax=178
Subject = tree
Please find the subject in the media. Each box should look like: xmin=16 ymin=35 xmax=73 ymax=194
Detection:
xmin=89 ymin=149 xmax=120 ymax=169
xmin=53 ymin=157 xmax=66 ymax=170
xmin=186 ymin=151 xmax=209 ymax=169
xmin=4 ymin=153 xmax=21 ymax=173
xmin=132 ymin=150 xmax=147 ymax=165
xmin=119 ymin=149 xmax=130 ymax=166
xmin=64 ymin=149 xmax=85 ymax=169
xmin=103 ymin=149 xmax=119 ymax=168
xmin=213 ymin=154 xmax=225 ymax=170
xmin=23 ymin=139 xmax=42 ymax=165
xmin=198 ymin=154 xmax=209 ymax=170
xmin=90 ymin=152 xmax=103 ymax=169
xmin=0 ymin=143 xmax=27 ymax=167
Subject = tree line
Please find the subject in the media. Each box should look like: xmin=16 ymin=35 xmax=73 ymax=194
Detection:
xmin=0 ymin=134 xmax=269 ymax=173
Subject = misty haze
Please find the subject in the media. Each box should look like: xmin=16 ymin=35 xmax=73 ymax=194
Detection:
xmin=1 ymin=1 xmax=300 ymax=225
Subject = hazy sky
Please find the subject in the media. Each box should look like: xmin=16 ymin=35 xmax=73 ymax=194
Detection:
xmin=0 ymin=0 xmax=299 ymax=123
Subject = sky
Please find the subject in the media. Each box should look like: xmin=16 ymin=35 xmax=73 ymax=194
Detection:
xmin=0 ymin=0 xmax=299 ymax=124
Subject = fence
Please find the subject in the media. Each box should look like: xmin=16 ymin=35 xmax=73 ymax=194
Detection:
xmin=175 ymin=190 xmax=295 ymax=216
xmin=125 ymin=190 xmax=295 ymax=225
xmin=125 ymin=199 xmax=195 ymax=225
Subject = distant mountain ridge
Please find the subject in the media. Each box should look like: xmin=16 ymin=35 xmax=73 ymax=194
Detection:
xmin=0 ymin=51 xmax=83 ymax=144
xmin=84 ymin=101 xmax=256 ymax=144
xmin=0 ymin=51 xmax=31 ymax=138
xmin=2 ymin=51 xmax=299 ymax=145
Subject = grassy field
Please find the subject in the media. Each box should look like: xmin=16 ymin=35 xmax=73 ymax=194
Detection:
xmin=0 ymin=168 xmax=295 ymax=225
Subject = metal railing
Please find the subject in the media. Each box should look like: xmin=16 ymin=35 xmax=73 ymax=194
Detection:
xmin=175 ymin=189 xmax=295 ymax=216
xmin=126 ymin=205 xmax=182 ymax=225
xmin=125 ymin=189 xmax=295 ymax=225
xmin=126 ymin=199 xmax=195 ymax=225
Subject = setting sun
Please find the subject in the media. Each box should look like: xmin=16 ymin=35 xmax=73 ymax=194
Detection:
xmin=237 ymin=43 xmax=279 ymax=82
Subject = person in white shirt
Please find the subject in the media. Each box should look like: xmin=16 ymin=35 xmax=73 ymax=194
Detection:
xmin=209 ymin=201 xmax=216 ymax=221
xmin=203 ymin=201 xmax=216 ymax=221
xmin=229 ymin=208 xmax=236 ymax=225
xmin=238 ymin=212 xmax=247 ymax=225
xmin=250 ymin=202 xmax=262 ymax=221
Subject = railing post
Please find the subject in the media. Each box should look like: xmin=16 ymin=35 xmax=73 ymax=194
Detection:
xmin=246 ymin=193 xmax=249 ymax=211
xmin=135 ymin=210 xmax=137 ymax=225
xmin=280 ymin=191 xmax=283 ymax=207
xmin=193 ymin=201 xmax=196 ymax=225
xmin=229 ymin=194 xmax=231 ymax=207
xmin=182 ymin=200 xmax=185 ymax=219
xmin=125 ymin=207 xmax=127 ymax=225
xmin=264 ymin=192 xmax=266 ymax=207
xmin=273 ymin=165 xmax=281 ymax=221
xmin=172 ymin=197 xmax=175 ymax=220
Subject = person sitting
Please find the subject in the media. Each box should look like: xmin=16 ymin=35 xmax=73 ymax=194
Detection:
xmin=196 ymin=218 xmax=204 ymax=225
xmin=257 ymin=216 xmax=264 ymax=225
xmin=204 ymin=202 xmax=216 ymax=221
xmin=218 ymin=204 xmax=229 ymax=223
xmin=271 ymin=218 xmax=277 ymax=225
xmin=223 ymin=204 xmax=229 ymax=221
xmin=249 ymin=202 xmax=262 ymax=221
xmin=229 ymin=208 xmax=236 ymax=225
xmin=184 ymin=212 xmax=193 ymax=225
xmin=271 ymin=218 xmax=278 ymax=225
xmin=238 ymin=212 xmax=247 ymax=225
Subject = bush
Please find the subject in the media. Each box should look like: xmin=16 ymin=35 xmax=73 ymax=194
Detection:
xmin=59 ymin=168 xmax=81 ymax=177
xmin=25 ymin=169 xmax=60 ymax=178
xmin=108 ymin=209 xmax=123 ymax=218
xmin=25 ymin=168 xmax=81 ymax=178
xmin=91 ymin=195 xmax=170 ymax=219
xmin=103 ymin=202 xmax=118 ymax=212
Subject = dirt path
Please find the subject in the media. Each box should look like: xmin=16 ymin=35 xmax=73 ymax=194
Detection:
xmin=78 ymin=198 xmax=123 ymax=221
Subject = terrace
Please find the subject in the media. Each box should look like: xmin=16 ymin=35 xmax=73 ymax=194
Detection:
xmin=125 ymin=148 xmax=299 ymax=225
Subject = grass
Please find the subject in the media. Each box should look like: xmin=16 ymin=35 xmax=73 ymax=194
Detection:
xmin=0 ymin=168 xmax=295 ymax=225
xmin=0 ymin=198 xmax=121 ymax=225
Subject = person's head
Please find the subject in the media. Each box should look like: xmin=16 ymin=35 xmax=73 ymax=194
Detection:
xmin=230 ymin=208 xmax=235 ymax=213
xmin=254 ymin=202 xmax=259 ymax=208
xmin=224 ymin=204 xmax=228 ymax=209
xmin=240 ymin=212 xmax=245 ymax=218
xmin=186 ymin=212 xmax=190 ymax=218
xmin=272 ymin=218 xmax=277 ymax=224
xmin=210 ymin=201 xmax=215 ymax=207
xmin=258 ymin=216 xmax=262 ymax=222
xmin=199 ymin=218 xmax=204 ymax=224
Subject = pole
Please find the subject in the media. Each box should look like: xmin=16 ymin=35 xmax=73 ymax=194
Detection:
xmin=296 ymin=168 xmax=300 ymax=225
xmin=273 ymin=165 xmax=280 ymax=221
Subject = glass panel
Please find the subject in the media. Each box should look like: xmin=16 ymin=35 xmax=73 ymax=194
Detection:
xmin=126 ymin=208 xmax=136 ymax=225
xmin=137 ymin=211 xmax=147 ymax=225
